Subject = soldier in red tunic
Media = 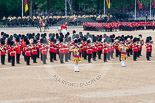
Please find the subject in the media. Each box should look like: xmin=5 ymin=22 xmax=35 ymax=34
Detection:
xmin=97 ymin=39 xmax=103 ymax=59
xmin=42 ymin=44 xmax=48 ymax=64
xmin=114 ymin=39 xmax=119 ymax=57
xmin=31 ymin=39 xmax=38 ymax=63
xmin=53 ymin=40 xmax=58 ymax=61
xmin=23 ymin=39 xmax=27 ymax=62
xmin=0 ymin=39 xmax=6 ymax=65
xmin=7 ymin=39 xmax=11 ymax=63
xmin=145 ymin=36 xmax=153 ymax=61
xmin=49 ymin=39 xmax=54 ymax=62
xmin=103 ymin=40 xmax=108 ymax=62
xmin=15 ymin=37 xmax=22 ymax=64
xmin=87 ymin=40 xmax=93 ymax=63
xmin=59 ymin=38 xmax=65 ymax=64
xmin=82 ymin=41 xmax=87 ymax=60
xmin=92 ymin=42 xmax=97 ymax=61
xmin=132 ymin=38 xmax=138 ymax=61
xmin=64 ymin=42 xmax=69 ymax=62
xmin=146 ymin=40 xmax=151 ymax=61
xmin=10 ymin=41 xmax=16 ymax=66
xmin=25 ymin=41 xmax=31 ymax=65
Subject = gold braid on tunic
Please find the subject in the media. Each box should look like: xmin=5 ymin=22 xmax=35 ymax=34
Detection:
xmin=120 ymin=45 xmax=128 ymax=61
xmin=72 ymin=48 xmax=81 ymax=64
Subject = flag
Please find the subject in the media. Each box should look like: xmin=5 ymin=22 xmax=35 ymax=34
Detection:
xmin=138 ymin=0 xmax=142 ymax=10
xmin=153 ymin=0 xmax=155 ymax=9
xmin=67 ymin=0 xmax=72 ymax=10
xmin=106 ymin=0 xmax=110 ymax=9
xmin=24 ymin=0 xmax=28 ymax=12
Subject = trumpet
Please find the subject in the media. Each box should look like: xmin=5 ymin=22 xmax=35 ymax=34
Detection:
xmin=28 ymin=44 xmax=33 ymax=49
xmin=0 ymin=46 xmax=3 ymax=50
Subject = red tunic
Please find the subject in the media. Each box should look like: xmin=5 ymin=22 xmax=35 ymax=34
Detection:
xmin=92 ymin=46 xmax=97 ymax=52
xmin=49 ymin=44 xmax=54 ymax=52
xmin=53 ymin=45 xmax=58 ymax=53
xmin=97 ymin=44 xmax=103 ymax=51
xmin=146 ymin=44 xmax=151 ymax=52
xmin=25 ymin=47 xmax=31 ymax=56
xmin=83 ymin=44 xmax=87 ymax=51
xmin=133 ymin=44 xmax=138 ymax=52
xmin=10 ymin=47 xmax=16 ymax=56
xmin=114 ymin=44 xmax=118 ymax=50
xmin=0 ymin=48 xmax=5 ymax=55
xmin=59 ymin=48 xmax=64 ymax=53
xmin=42 ymin=48 xmax=47 ymax=55
xmin=32 ymin=46 xmax=38 ymax=55
xmin=16 ymin=44 xmax=22 ymax=54
xmin=87 ymin=46 xmax=92 ymax=54
xmin=103 ymin=44 xmax=108 ymax=53
xmin=7 ymin=45 xmax=11 ymax=54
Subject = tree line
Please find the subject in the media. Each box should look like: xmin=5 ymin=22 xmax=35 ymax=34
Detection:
xmin=0 ymin=0 xmax=151 ymax=18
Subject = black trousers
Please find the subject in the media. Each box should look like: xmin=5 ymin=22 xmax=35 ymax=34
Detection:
xmin=116 ymin=49 xmax=119 ymax=57
xmin=108 ymin=52 xmax=110 ymax=60
xmin=140 ymin=49 xmax=142 ymax=56
xmin=104 ymin=53 xmax=107 ymax=62
xmin=137 ymin=50 xmax=140 ymax=58
xmin=42 ymin=54 xmax=47 ymax=64
xmin=119 ymin=51 xmax=121 ymax=61
xmin=98 ymin=50 xmax=102 ymax=59
xmin=82 ymin=50 xmax=84 ymax=57
xmin=65 ymin=53 xmax=69 ymax=62
xmin=22 ymin=50 xmax=24 ymax=56
xmin=24 ymin=52 xmax=26 ymax=62
xmin=54 ymin=53 xmax=57 ymax=60
xmin=69 ymin=52 xmax=71 ymax=60
xmin=26 ymin=56 xmax=30 ymax=65
xmin=93 ymin=52 xmax=96 ymax=60
xmin=133 ymin=52 xmax=137 ymax=61
xmin=79 ymin=53 xmax=82 ymax=57
xmin=37 ymin=49 xmax=40 ymax=58
xmin=146 ymin=52 xmax=150 ymax=60
xmin=8 ymin=54 xmax=11 ymax=63
xmin=127 ymin=49 xmax=130 ymax=57
xmin=11 ymin=56 xmax=15 ymax=66
xmin=16 ymin=54 xmax=20 ymax=63
xmin=88 ymin=54 xmax=92 ymax=63
xmin=59 ymin=53 xmax=64 ymax=63
xmin=111 ymin=51 xmax=114 ymax=59
xmin=1 ymin=55 xmax=5 ymax=65
xmin=84 ymin=51 xmax=87 ymax=60
xmin=50 ymin=52 xmax=54 ymax=62
xmin=41 ymin=53 xmax=42 ymax=61
xmin=32 ymin=54 xmax=37 ymax=63
xmin=130 ymin=49 xmax=133 ymax=55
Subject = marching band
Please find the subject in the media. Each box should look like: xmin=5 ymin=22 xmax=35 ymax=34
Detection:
xmin=0 ymin=31 xmax=153 ymax=69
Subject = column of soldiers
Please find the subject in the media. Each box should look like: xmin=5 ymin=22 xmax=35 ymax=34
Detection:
xmin=1 ymin=15 xmax=97 ymax=27
xmin=0 ymin=31 xmax=153 ymax=67
xmin=83 ymin=20 xmax=155 ymax=32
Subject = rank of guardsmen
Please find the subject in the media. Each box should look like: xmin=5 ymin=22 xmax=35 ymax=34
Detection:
xmin=0 ymin=31 xmax=153 ymax=70
xmin=1 ymin=15 xmax=96 ymax=27
xmin=3 ymin=15 xmax=155 ymax=32
xmin=83 ymin=20 xmax=155 ymax=32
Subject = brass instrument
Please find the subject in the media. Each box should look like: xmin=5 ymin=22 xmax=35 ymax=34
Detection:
xmin=0 ymin=46 xmax=3 ymax=50
xmin=29 ymin=39 xmax=33 ymax=44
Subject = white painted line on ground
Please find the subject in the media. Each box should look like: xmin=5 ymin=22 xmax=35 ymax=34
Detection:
xmin=0 ymin=68 xmax=10 ymax=70
xmin=0 ymin=97 xmax=58 ymax=103
xmin=0 ymin=63 xmax=118 ymax=70
xmin=79 ymin=85 xmax=155 ymax=98
xmin=1 ymin=61 xmax=155 ymax=70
